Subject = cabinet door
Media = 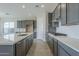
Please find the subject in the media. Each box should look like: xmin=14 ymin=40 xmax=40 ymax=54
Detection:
xmin=61 ymin=3 xmax=67 ymax=25
xmin=58 ymin=4 xmax=61 ymax=19
xmin=54 ymin=8 xmax=58 ymax=19
xmin=48 ymin=36 xmax=51 ymax=48
xmin=53 ymin=39 xmax=58 ymax=56
xmin=15 ymin=40 xmax=25 ymax=56
xmin=25 ymin=35 xmax=33 ymax=55
xmin=58 ymin=45 xmax=69 ymax=56
xmin=33 ymin=32 xmax=36 ymax=38
xmin=48 ymin=13 xmax=52 ymax=33
xmin=0 ymin=45 xmax=14 ymax=56
xmin=25 ymin=38 xmax=29 ymax=54
xmin=67 ymin=3 xmax=79 ymax=25
xmin=55 ymin=4 xmax=61 ymax=19
xmin=17 ymin=21 xmax=21 ymax=28
xmin=49 ymin=37 xmax=54 ymax=53
xmin=46 ymin=34 xmax=50 ymax=45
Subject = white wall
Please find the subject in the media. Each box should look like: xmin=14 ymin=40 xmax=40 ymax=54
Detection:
xmin=57 ymin=24 xmax=79 ymax=39
xmin=36 ymin=12 xmax=47 ymax=41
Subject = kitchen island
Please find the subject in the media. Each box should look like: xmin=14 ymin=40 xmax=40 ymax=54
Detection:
xmin=0 ymin=33 xmax=33 ymax=56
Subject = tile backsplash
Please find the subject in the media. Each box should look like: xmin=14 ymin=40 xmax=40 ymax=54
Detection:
xmin=57 ymin=25 xmax=79 ymax=39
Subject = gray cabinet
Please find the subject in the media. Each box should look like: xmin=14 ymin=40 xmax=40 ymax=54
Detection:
xmin=24 ymin=34 xmax=33 ymax=55
xmin=33 ymin=32 xmax=36 ymax=38
xmin=47 ymin=34 xmax=58 ymax=55
xmin=17 ymin=20 xmax=33 ymax=28
xmin=15 ymin=39 xmax=25 ymax=56
xmin=15 ymin=34 xmax=33 ymax=56
xmin=53 ymin=38 xmax=58 ymax=56
xmin=46 ymin=34 xmax=54 ymax=54
xmin=17 ymin=21 xmax=23 ymax=28
xmin=52 ymin=4 xmax=60 ymax=27
xmin=0 ymin=34 xmax=33 ymax=56
xmin=67 ymin=3 xmax=79 ymax=25
xmin=17 ymin=20 xmax=27 ymax=28
xmin=58 ymin=41 xmax=79 ymax=56
xmin=0 ymin=45 xmax=14 ymax=56
xmin=49 ymin=36 xmax=54 ymax=53
xmin=48 ymin=13 xmax=53 ymax=33
xmin=54 ymin=4 xmax=61 ymax=19
xmin=33 ymin=20 xmax=37 ymax=38
xmin=60 ymin=3 xmax=67 ymax=25
xmin=60 ymin=3 xmax=79 ymax=25
xmin=58 ymin=45 xmax=69 ymax=56
xmin=47 ymin=34 xmax=79 ymax=56
xmin=50 ymin=3 xmax=79 ymax=26
xmin=48 ymin=13 xmax=57 ymax=34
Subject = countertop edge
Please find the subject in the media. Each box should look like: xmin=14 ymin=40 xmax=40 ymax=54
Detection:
xmin=0 ymin=33 xmax=33 ymax=45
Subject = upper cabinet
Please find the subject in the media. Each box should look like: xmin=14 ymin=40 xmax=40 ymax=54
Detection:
xmin=52 ymin=4 xmax=61 ymax=21
xmin=54 ymin=4 xmax=61 ymax=20
xmin=67 ymin=3 xmax=79 ymax=25
xmin=50 ymin=3 xmax=79 ymax=26
xmin=17 ymin=20 xmax=27 ymax=28
xmin=51 ymin=4 xmax=61 ymax=27
xmin=61 ymin=3 xmax=79 ymax=25
xmin=17 ymin=20 xmax=33 ymax=28
xmin=60 ymin=3 xmax=67 ymax=25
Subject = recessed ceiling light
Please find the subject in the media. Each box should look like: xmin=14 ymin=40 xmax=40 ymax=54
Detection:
xmin=41 ymin=5 xmax=45 ymax=8
xmin=22 ymin=5 xmax=26 ymax=8
xmin=35 ymin=5 xmax=39 ymax=7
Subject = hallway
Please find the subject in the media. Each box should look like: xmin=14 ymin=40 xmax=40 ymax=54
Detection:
xmin=27 ymin=39 xmax=53 ymax=56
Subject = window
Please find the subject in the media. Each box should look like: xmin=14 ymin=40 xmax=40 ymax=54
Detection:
xmin=3 ymin=22 xmax=15 ymax=41
xmin=4 ymin=22 xmax=14 ymax=34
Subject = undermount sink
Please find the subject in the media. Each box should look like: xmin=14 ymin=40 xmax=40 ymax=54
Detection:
xmin=18 ymin=34 xmax=28 ymax=36
xmin=54 ymin=33 xmax=67 ymax=36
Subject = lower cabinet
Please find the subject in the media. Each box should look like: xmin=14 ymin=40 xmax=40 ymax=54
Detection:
xmin=58 ymin=45 xmax=70 ymax=56
xmin=47 ymin=34 xmax=58 ymax=56
xmin=53 ymin=38 xmax=58 ymax=56
xmin=0 ymin=45 xmax=14 ymax=56
xmin=33 ymin=32 xmax=36 ymax=38
xmin=15 ymin=40 xmax=25 ymax=56
xmin=47 ymin=35 xmax=54 ymax=53
xmin=58 ymin=41 xmax=79 ymax=56
xmin=15 ymin=34 xmax=33 ymax=56
xmin=47 ymin=34 xmax=79 ymax=56
xmin=0 ymin=34 xmax=33 ymax=56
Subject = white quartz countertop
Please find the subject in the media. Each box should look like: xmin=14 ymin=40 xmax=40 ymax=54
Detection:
xmin=48 ymin=33 xmax=79 ymax=53
xmin=0 ymin=33 xmax=32 ymax=45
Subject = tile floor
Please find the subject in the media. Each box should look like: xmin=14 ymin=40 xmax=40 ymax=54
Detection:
xmin=27 ymin=39 xmax=53 ymax=56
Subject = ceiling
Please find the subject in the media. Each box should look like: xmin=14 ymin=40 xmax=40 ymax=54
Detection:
xmin=0 ymin=3 xmax=57 ymax=20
